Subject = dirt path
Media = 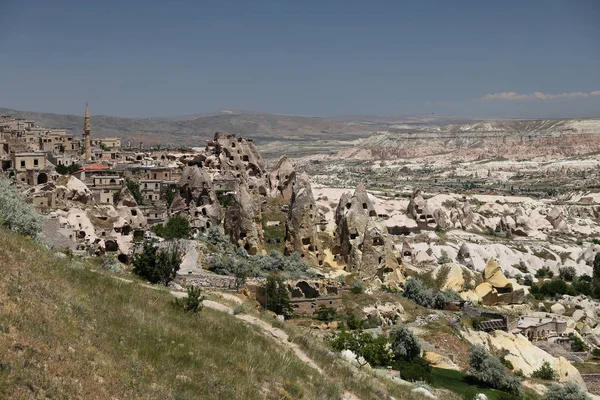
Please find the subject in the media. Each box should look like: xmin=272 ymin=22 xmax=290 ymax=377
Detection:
xmin=97 ymin=271 xmax=360 ymax=399
xmin=199 ymin=297 xmax=324 ymax=374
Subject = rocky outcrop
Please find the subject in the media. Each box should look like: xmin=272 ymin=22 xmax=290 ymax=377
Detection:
xmin=224 ymin=185 xmax=263 ymax=255
xmin=269 ymin=156 xmax=296 ymax=200
xmin=53 ymin=176 xmax=94 ymax=204
xmin=334 ymin=183 xmax=403 ymax=284
xmin=547 ymin=206 xmax=570 ymax=233
xmin=463 ymin=329 xmax=585 ymax=388
xmin=177 ymin=166 xmax=222 ymax=232
xmin=117 ymin=186 xmax=138 ymax=208
xmin=473 ymin=259 xmax=526 ymax=305
xmin=285 ymin=173 xmax=324 ymax=265
xmin=203 ymin=132 xmax=268 ymax=196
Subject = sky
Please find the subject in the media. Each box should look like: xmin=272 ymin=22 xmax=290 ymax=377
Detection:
xmin=0 ymin=0 xmax=599 ymax=118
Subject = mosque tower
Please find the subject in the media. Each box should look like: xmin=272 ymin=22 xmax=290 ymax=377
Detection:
xmin=84 ymin=103 xmax=91 ymax=163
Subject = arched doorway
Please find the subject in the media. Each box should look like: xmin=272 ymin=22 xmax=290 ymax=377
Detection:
xmin=37 ymin=173 xmax=48 ymax=184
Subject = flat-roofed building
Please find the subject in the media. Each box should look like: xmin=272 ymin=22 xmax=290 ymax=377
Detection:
xmin=92 ymin=137 xmax=121 ymax=149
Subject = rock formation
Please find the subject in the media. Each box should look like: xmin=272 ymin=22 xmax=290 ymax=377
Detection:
xmin=268 ymin=156 xmax=296 ymax=200
xmin=334 ymin=183 xmax=403 ymax=285
xmin=474 ymin=259 xmax=526 ymax=305
xmin=203 ymin=132 xmax=268 ymax=196
xmin=285 ymin=173 xmax=324 ymax=265
xmin=177 ymin=166 xmax=222 ymax=232
xmin=224 ymin=184 xmax=263 ymax=255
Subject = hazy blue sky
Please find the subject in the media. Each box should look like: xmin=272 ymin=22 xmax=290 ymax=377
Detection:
xmin=1 ymin=0 xmax=599 ymax=118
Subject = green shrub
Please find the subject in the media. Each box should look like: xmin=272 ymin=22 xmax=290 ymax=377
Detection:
xmin=132 ymin=241 xmax=183 ymax=285
xmin=390 ymin=325 xmax=421 ymax=362
xmin=531 ymin=361 xmax=555 ymax=380
xmin=315 ymin=305 xmax=337 ymax=322
xmin=569 ymin=333 xmax=587 ymax=352
xmin=55 ymin=163 xmax=81 ymax=175
xmin=205 ymin=226 xmax=231 ymax=250
xmin=350 ymin=281 xmax=365 ymax=294
xmin=174 ymin=286 xmax=205 ymax=313
xmin=403 ymin=278 xmax=435 ymax=308
xmin=328 ymin=330 xmax=392 ymax=367
xmin=393 ymin=356 xmax=432 ymax=383
xmin=0 ymin=178 xmax=43 ymax=238
xmin=151 ymin=215 xmax=192 ymax=239
xmin=541 ymin=382 xmax=590 ymax=400
xmin=559 ymin=266 xmax=577 ymax=282
xmin=258 ymin=275 xmax=292 ymax=316
xmin=536 ymin=267 xmax=554 ymax=279
xmin=591 ymin=347 xmax=600 ymax=358
xmin=344 ymin=311 xmax=364 ymax=330
xmin=125 ymin=178 xmax=143 ymax=205
xmin=468 ymin=344 xmax=521 ymax=395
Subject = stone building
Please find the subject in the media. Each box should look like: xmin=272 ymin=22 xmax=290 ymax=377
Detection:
xmin=515 ymin=316 xmax=567 ymax=340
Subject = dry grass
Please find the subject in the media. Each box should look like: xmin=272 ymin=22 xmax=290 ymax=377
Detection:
xmin=0 ymin=229 xmax=339 ymax=400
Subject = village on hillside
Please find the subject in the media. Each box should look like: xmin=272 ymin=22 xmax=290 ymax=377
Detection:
xmin=4 ymin=106 xmax=600 ymax=399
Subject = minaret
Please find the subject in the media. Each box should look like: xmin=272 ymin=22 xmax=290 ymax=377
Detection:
xmin=84 ymin=103 xmax=91 ymax=163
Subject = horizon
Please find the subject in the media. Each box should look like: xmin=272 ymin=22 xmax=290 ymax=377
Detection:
xmin=1 ymin=0 xmax=599 ymax=119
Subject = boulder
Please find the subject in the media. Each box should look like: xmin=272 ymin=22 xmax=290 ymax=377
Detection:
xmin=411 ymin=387 xmax=436 ymax=399
xmin=551 ymin=303 xmax=566 ymax=315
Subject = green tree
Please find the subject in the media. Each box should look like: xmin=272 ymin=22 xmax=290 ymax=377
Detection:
xmin=174 ymin=286 xmax=205 ymax=313
xmin=132 ymin=241 xmax=183 ymax=285
xmin=165 ymin=185 xmax=176 ymax=208
xmin=151 ymin=215 xmax=191 ymax=240
xmin=259 ymin=275 xmax=292 ymax=316
xmin=55 ymin=163 xmax=81 ymax=175
xmin=389 ymin=325 xmax=421 ymax=361
xmin=468 ymin=344 xmax=522 ymax=395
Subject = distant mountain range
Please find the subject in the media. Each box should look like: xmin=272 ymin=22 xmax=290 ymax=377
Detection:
xmin=0 ymin=108 xmax=393 ymax=147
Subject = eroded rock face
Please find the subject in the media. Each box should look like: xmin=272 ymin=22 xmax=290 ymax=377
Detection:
xmin=474 ymin=259 xmax=526 ymax=305
xmin=285 ymin=173 xmax=324 ymax=265
xmin=177 ymin=166 xmax=222 ymax=232
xmin=269 ymin=156 xmax=296 ymax=200
xmin=334 ymin=183 xmax=403 ymax=284
xmin=463 ymin=329 xmax=585 ymax=388
xmin=203 ymin=132 xmax=268 ymax=196
xmin=53 ymin=176 xmax=94 ymax=204
xmin=224 ymin=185 xmax=263 ymax=255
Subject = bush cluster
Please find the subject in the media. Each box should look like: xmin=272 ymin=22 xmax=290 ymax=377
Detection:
xmin=403 ymin=277 xmax=461 ymax=309
xmin=208 ymin=248 xmax=312 ymax=280
xmin=257 ymin=275 xmax=292 ymax=316
xmin=173 ymin=286 xmax=205 ymax=313
xmin=132 ymin=241 xmax=183 ymax=285
xmin=531 ymin=361 xmax=555 ymax=380
xmin=0 ymin=178 xmax=43 ymax=238
xmin=151 ymin=215 xmax=192 ymax=240
xmin=541 ymin=382 xmax=589 ymax=400
xmin=468 ymin=344 xmax=522 ymax=395
xmin=328 ymin=325 xmax=431 ymax=382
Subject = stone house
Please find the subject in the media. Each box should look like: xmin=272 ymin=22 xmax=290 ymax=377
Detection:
xmin=515 ymin=316 xmax=567 ymax=340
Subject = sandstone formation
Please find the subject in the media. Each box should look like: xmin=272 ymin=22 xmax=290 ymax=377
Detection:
xmin=284 ymin=172 xmax=324 ymax=265
xmin=177 ymin=166 xmax=222 ymax=232
xmin=473 ymin=259 xmax=526 ymax=305
xmin=463 ymin=329 xmax=585 ymax=388
xmin=224 ymin=185 xmax=263 ymax=255
xmin=203 ymin=132 xmax=268 ymax=196
xmin=268 ymin=156 xmax=296 ymax=200
xmin=334 ymin=183 xmax=403 ymax=284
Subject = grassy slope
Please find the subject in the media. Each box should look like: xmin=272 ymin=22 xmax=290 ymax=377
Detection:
xmin=0 ymin=229 xmax=337 ymax=399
